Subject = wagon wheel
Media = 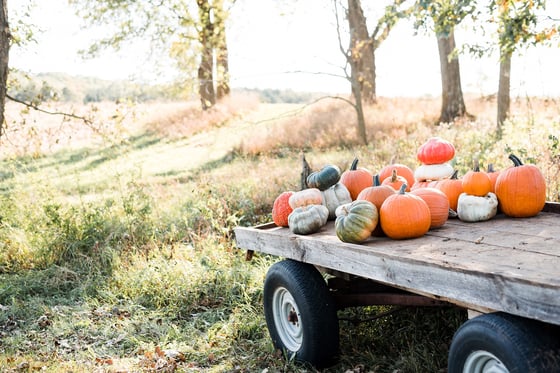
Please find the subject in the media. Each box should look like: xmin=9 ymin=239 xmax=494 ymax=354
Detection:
xmin=263 ymin=259 xmax=339 ymax=368
xmin=448 ymin=312 xmax=560 ymax=373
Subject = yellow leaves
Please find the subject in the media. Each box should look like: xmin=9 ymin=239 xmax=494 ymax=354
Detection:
xmin=535 ymin=27 xmax=558 ymax=43
xmin=139 ymin=346 xmax=186 ymax=371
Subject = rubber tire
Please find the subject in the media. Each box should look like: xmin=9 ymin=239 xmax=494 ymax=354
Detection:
xmin=263 ymin=259 xmax=339 ymax=368
xmin=448 ymin=312 xmax=560 ymax=373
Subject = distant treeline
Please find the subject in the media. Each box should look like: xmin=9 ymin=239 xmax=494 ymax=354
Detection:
xmin=8 ymin=72 xmax=328 ymax=104
xmin=8 ymin=72 xmax=180 ymax=103
xmin=237 ymin=88 xmax=327 ymax=104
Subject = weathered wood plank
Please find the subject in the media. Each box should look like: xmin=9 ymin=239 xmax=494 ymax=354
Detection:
xmin=234 ymin=210 xmax=560 ymax=326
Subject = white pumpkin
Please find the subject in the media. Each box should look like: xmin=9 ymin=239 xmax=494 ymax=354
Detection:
xmin=457 ymin=192 xmax=498 ymax=222
xmin=414 ymin=163 xmax=454 ymax=182
xmin=321 ymin=183 xmax=352 ymax=220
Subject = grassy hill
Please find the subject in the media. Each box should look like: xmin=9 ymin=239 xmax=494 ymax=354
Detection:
xmin=0 ymin=93 xmax=559 ymax=371
xmin=8 ymin=71 xmax=327 ymax=105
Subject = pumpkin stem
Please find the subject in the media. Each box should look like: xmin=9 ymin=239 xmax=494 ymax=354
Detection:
xmin=373 ymin=174 xmax=381 ymax=186
xmin=450 ymin=170 xmax=459 ymax=179
xmin=473 ymin=159 xmax=480 ymax=172
xmin=509 ymin=154 xmax=523 ymax=167
xmin=350 ymin=158 xmax=359 ymax=171
xmin=391 ymin=169 xmax=398 ymax=182
xmin=487 ymin=163 xmax=495 ymax=173
xmin=398 ymin=183 xmax=407 ymax=194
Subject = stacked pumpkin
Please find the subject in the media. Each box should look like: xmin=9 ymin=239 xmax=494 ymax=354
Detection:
xmin=413 ymin=137 xmax=456 ymax=189
xmin=411 ymin=137 xmax=465 ymax=213
xmin=456 ymin=160 xmax=498 ymax=222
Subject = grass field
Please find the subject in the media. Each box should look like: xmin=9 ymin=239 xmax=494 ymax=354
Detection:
xmin=0 ymin=93 xmax=559 ymax=372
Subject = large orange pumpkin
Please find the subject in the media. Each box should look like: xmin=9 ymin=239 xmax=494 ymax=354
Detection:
xmin=357 ymin=174 xmax=395 ymax=236
xmin=495 ymin=154 xmax=546 ymax=218
xmin=433 ymin=170 xmax=463 ymax=212
xmin=410 ymin=187 xmax=449 ymax=228
xmin=340 ymin=158 xmax=373 ymax=200
xmin=380 ymin=184 xmax=431 ymax=240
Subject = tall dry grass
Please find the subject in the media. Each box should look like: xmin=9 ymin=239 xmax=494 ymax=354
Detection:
xmin=145 ymin=93 xmax=260 ymax=139
xmin=232 ymin=94 xmax=560 ymax=201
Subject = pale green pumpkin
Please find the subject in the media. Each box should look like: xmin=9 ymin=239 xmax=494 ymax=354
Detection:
xmin=335 ymin=200 xmax=378 ymax=243
xmin=288 ymin=204 xmax=329 ymax=235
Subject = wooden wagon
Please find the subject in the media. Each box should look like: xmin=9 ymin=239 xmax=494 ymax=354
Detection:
xmin=234 ymin=202 xmax=560 ymax=372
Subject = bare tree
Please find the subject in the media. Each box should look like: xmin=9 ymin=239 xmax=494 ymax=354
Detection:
xmin=0 ymin=0 xmax=9 ymax=138
xmin=437 ymin=30 xmax=466 ymax=123
xmin=413 ymin=0 xmax=475 ymax=124
xmin=347 ymin=0 xmax=410 ymax=104
xmin=347 ymin=0 xmax=375 ymax=104
xmin=494 ymin=0 xmax=553 ymax=138
xmin=336 ymin=0 xmax=410 ymax=144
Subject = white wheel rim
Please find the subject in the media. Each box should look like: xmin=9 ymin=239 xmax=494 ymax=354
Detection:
xmin=272 ymin=286 xmax=303 ymax=352
xmin=464 ymin=350 xmax=509 ymax=373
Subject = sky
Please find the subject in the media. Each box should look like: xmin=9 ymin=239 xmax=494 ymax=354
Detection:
xmin=10 ymin=0 xmax=560 ymax=97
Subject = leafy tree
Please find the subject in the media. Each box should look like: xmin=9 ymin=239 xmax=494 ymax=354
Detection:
xmin=413 ymin=0 xmax=475 ymax=123
xmin=347 ymin=0 xmax=410 ymax=104
xmin=69 ymin=0 xmax=231 ymax=110
xmin=492 ymin=0 xmax=557 ymax=138
xmin=334 ymin=0 xmax=410 ymax=144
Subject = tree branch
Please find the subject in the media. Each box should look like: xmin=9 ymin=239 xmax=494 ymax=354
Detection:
xmin=6 ymin=94 xmax=93 ymax=125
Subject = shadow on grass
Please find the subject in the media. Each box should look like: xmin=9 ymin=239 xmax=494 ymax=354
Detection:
xmin=0 ymin=133 xmax=162 ymax=185
xmin=170 ymin=149 xmax=240 ymax=182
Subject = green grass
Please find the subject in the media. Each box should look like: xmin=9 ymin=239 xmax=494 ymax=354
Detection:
xmin=0 ymin=95 xmax=559 ymax=372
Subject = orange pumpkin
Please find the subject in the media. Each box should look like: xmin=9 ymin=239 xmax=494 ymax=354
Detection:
xmin=382 ymin=169 xmax=408 ymax=191
xmin=340 ymin=158 xmax=373 ymax=200
xmin=378 ymin=163 xmax=415 ymax=190
xmin=411 ymin=180 xmax=437 ymax=190
xmin=495 ymin=154 xmax=546 ymax=218
xmin=462 ymin=162 xmax=492 ymax=197
xmin=417 ymin=137 xmax=455 ymax=165
xmin=272 ymin=191 xmax=294 ymax=227
xmin=380 ymin=184 xmax=431 ymax=240
xmin=433 ymin=170 xmax=463 ymax=212
xmin=357 ymin=174 xmax=395 ymax=236
xmin=410 ymin=187 xmax=449 ymax=228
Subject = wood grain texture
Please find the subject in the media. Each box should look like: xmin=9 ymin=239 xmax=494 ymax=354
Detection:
xmin=234 ymin=209 xmax=560 ymax=325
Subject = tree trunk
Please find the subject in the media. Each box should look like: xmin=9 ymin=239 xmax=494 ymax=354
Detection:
xmin=0 ymin=0 xmax=9 ymax=138
xmin=497 ymin=49 xmax=511 ymax=139
xmin=348 ymin=57 xmax=368 ymax=145
xmin=197 ymin=0 xmax=216 ymax=110
xmin=437 ymin=30 xmax=466 ymax=123
xmin=214 ymin=0 xmax=230 ymax=99
xmin=347 ymin=0 xmax=376 ymax=104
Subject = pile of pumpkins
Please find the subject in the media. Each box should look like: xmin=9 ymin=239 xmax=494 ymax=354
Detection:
xmin=271 ymin=136 xmax=547 ymax=244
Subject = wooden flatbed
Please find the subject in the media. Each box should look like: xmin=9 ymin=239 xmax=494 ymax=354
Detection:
xmin=235 ymin=203 xmax=560 ymax=326
xmin=235 ymin=203 xmax=560 ymax=370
